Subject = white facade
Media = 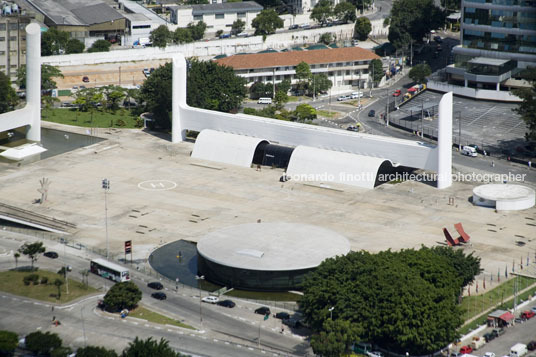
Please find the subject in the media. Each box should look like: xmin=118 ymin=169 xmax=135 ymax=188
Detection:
xmin=123 ymin=13 xmax=155 ymax=45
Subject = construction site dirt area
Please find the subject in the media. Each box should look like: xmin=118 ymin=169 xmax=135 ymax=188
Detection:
xmin=0 ymin=122 xmax=535 ymax=291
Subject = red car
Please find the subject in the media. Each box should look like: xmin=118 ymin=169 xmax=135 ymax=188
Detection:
xmin=82 ymin=76 xmax=89 ymax=83
xmin=393 ymin=89 xmax=402 ymax=97
xmin=521 ymin=310 xmax=535 ymax=320
xmin=459 ymin=346 xmax=473 ymax=355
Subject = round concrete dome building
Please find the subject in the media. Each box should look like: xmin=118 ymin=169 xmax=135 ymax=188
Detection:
xmin=196 ymin=222 xmax=351 ymax=291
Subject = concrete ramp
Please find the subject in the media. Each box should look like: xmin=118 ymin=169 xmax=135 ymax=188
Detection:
xmin=0 ymin=203 xmax=76 ymax=234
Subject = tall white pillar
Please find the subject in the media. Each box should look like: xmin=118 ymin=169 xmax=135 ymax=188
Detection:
xmin=25 ymin=23 xmax=41 ymax=142
xmin=437 ymin=92 xmax=453 ymax=189
xmin=172 ymin=56 xmax=187 ymax=143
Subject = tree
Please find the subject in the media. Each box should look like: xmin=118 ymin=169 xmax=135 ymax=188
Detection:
xmin=311 ymin=319 xmax=363 ymax=357
xmin=173 ymin=28 xmax=193 ymax=44
xmin=231 ymin=19 xmax=246 ymax=35
xmin=0 ymin=330 xmax=18 ymax=356
xmin=18 ymin=242 xmax=45 ymax=270
xmin=188 ymin=22 xmax=207 ymax=41
xmin=334 ymin=2 xmax=356 ymax=23
xmin=249 ymin=81 xmax=273 ymax=99
xmin=319 ymin=33 xmax=332 ymax=45
xmin=273 ymin=90 xmax=289 ymax=109
xmin=16 ymin=64 xmax=63 ymax=91
xmin=13 ymin=252 xmax=20 ymax=269
xmin=185 ymin=0 xmax=208 ymax=4
xmin=430 ymin=246 xmax=483 ymax=288
xmin=252 ymin=9 xmax=284 ymax=36
xmin=408 ymin=63 xmax=432 ymax=83
xmin=88 ymin=39 xmax=112 ymax=53
xmin=42 ymin=95 xmax=60 ymax=117
xmin=300 ymin=248 xmax=465 ymax=355
xmin=65 ymin=39 xmax=85 ymax=54
xmin=294 ymin=104 xmax=316 ymax=121
xmin=102 ymin=85 xmax=126 ymax=112
xmin=121 ymin=337 xmax=186 ymax=357
xmin=311 ymin=73 xmax=332 ymax=96
xmin=54 ymin=278 xmax=64 ymax=299
xmin=310 ymin=0 xmax=333 ymax=25
xmin=295 ymin=61 xmax=312 ymax=93
xmin=354 ymin=17 xmax=372 ymax=41
xmin=51 ymin=346 xmax=73 ymax=357
xmin=103 ymin=281 xmax=142 ymax=312
xmin=349 ymin=0 xmax=373 ymax=13
xmin=368 ymin=58 xmax=383 ymax=84
xmin=513 ymin=67 xmax=536 ymax=141
xmin=76 ymin=346 xmax=118 ymax=357
xmin=25 ymin=331 xmax=62 ymax=356
xmin=276 ymin=79 xmax=291 ymax=94
xmin=0 ymin=72 xmax=18 ymax=114
xmin=149 ymin=25 xmax=171 ymax=48
xmin=388 ymin=0 xmax=445 ymax=49
xmin=41 ymin=28 xmax=69 ymax=56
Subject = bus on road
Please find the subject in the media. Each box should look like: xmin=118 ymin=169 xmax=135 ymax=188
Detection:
xmin=90 ymin=258 xmax=130 ymax=282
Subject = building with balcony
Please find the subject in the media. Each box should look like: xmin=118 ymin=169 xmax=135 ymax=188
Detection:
xmin=214 ymin=46 xmax=380 ymax=92
xmin=168 ymin=2 xmax=262 ymax=35
xmin=0 ymin=8 xmax=33 ymax=82
xmin=431 ymin=0 xmax=536 ymax=101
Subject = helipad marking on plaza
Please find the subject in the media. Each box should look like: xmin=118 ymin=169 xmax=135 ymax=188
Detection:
xmin=138 ymin=180 xmax=177 ymax=191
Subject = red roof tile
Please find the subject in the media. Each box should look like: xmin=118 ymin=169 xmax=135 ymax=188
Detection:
xmin=214 ymin=47 xmax=380 ymax=70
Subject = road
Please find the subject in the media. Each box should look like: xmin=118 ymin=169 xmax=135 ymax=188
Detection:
xmin=0 ymin=234 xmax=310 ymax=356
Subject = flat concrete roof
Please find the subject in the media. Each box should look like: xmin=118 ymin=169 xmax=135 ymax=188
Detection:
xmin=468 ymin=57 xmax=510 ymax=66
xmin=196 ymin=223 xmax=351 ymax=271
xmin=473 ymin=184 xmax=535 ymax=201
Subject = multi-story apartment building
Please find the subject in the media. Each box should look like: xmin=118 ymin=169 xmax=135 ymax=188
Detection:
xmin=215 ymin=46 xmax=380 ymax=91
xmin=436 ymin=0 xmax=536 ymax=101
xmin=0 ymin=6 xmax=33 ymax=83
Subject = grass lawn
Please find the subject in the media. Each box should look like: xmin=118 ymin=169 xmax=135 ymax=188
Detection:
xmin=42 ymin=108 xmax=141 ymax=129
xmin=0 ymin=270 xmax=98 ymax=304
xmin=316 ymin=110 xmax=338 ymax=118
xmin=287 ymin=96 xmax=309 ymax=102
xmin=129 ymin=306 xmax=195 ymax=330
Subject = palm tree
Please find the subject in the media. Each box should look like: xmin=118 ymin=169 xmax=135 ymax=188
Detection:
xmin=54 ymin=279 xmax=64 ymax=299
xmin=14 ymin=252 xmax=20 ymax=268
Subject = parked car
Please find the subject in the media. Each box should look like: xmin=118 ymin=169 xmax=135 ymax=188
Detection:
xmin=459 ymin=345 xmax=473 ymax=354
xmin=254 ymin=306 xmax=271 ymax=315
xmin=450 ymin=352 xmax=461 ymax=357
xmin=483 ymin=332 xmax=496 ymax=343
xmin=219 ymin=33 xmax=231 ymax=39
xmin=147 ymin=282 xmax=163 ymax=290
xmin=82 ymin=76 xmax=89 ymax=83
xmin=368 ymin=109 xmax=376 ymax=117
xmin=44 ymin=251 xmax=59 ymax=259
xmin=289 ymin=24 xmax=299 ymax=30
xmin=520 ymin=310 xmax=535 ymax=320
xmin=282 ymin=317 xmax=302 ymax=328
xmin=393 ymin=89 xmax=402 ymax=97
xmin=299 ymin=23 xmax=310 ymax=28
xmin=151 ymin=292 xmax=166 ymax=300
xmin=346 ymin=126 xmax=359 ymax=132
xmin=434 ymin=35 xmax=443 ymax=43
xmin=217 ymin=299 xmax=235 ymax=308
xmin=275 ymin=312 xmax=290 ymax=320
xmin=491 ymin=328 xmax=505 ymax=337
xmin=337 ymin=95 xmax=351 ymax=101
xmin=531 ymin=306 xmax=536 ymax=313
xmin=484 ymin=352 xmax=496 ymax=357
xmin=143 ymin=68 xmax=151 ymax=77
xmin=527 ymin=342 xmax=536 ymax=351
xmin=367 ymin=352 xmax=384 ymax=357
xmin=202 ymin=296 xmax=219 ymax=304
xmin=351 ymin=91 xmax=363 ymax=99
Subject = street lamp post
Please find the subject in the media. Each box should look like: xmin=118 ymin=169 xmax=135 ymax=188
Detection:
xmin=102 ymin=179 xmax=110 ymax=260
xmin=329 ymin=306 xmax=334 ymax=320
xmin=195 ymin=275 xmax=205 ymax=324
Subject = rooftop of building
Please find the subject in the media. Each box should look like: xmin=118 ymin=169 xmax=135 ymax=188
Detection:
xmin=26 ymin=0 xmax=123 ymax=26
xmin=123 ymin=12 xmax=151 ymax=23
xmin=215 ymin=46 xmax=380 ymax=70
xmin=172 ymin=1 xmax=263 ymax=14
xmin=118 ymin=0 xmax=167 ymax=25
xmin=468 ymin=57 xmax=510 ymax=66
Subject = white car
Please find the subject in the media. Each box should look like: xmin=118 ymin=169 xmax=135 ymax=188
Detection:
xmin=531 ymin=306 xmax=536 ymax=313
xmin=367 ymin=352 xmax=384 ymax=357
xmin=337 ymin=95 xmax=351 ymax=101
xmin=484 ymin=352 xmax=495 ymax=357
xmin=201 ymin=296 xmax=219 ymax=304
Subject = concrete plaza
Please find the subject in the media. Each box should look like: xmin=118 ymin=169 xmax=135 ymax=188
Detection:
xmin=0 ymin=122 xmax=535 ymax=293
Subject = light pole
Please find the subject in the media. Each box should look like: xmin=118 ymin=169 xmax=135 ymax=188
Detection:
xmin=329 ymin=306 xmax=334 ymax=319
xmin=195 ymin=275 xmax=205 ymax=324
xmin=102 ymin=179 xmax=110 ymax=260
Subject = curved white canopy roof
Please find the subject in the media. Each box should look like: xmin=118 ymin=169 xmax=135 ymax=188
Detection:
xmin=191 ymin=129 xmax=268 ymax=168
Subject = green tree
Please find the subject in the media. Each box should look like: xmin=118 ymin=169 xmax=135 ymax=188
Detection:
xmin=54 ymin=278 xmax=64 ymax=299
xmin=50 ymin=346 xmax=73 ymax=357
xmin=25 ymin=331 xmax=62 ymax=356
xmin=310 ymin=0 xmax=333 ymax=25
xmin=273 ymin=90 xmax=289 ymax=109
xmin=102 ymin=85 xmax=126 ymax=112
xmin=354 ymin=17 xmax=372 ymax=41
xmin=319 ymin=33 xmax=332 ymax=45
xmin=408 ymin=63 xmax=432 ymax=83
xmin=41 ymin=28 xmax=69 ymax=56
xmin=42 ymin=95 xmax=60 ymax=117
xmin=388 ymin=0 xmax=445 ymax=49
xmin=350 ymin=0 xmax=373 ymax=13
xmin=368 ymin=58 xmax=383 ymax=84
xmin=249 ymin=81 xmax=273 ymax=99
xmin=430 ymin=246 xmax=483 ymax=288
xmin=0 ymin=72 xmax=18 ymax=114
xmin=121 ymin=337 xmax=186 ymax=357
xmin=295 ymin=61 xmax=312 ymax=93
xmin=334 ymin=2 xmax=357 ymax=23
xmin=311 ymin=73 xmax=332 ymax=96
xmin=311 ymin=319 xmax=363 ymax=357
xmin=231 ymin=19 xmax=246 ymax=35
xmin=173 ymin=28 xmax=193 ymax=44
xmin=276 ymin=78 xmax=291 ymax=94
xmin=0 ymin=330 xmax=18 ymax=356
xmin=76 ymin=346 xmax=118 ymax=357
xmin=88 ymin=39 xmax=112 ymax=53
xmin=513 ymin=67 xmax=536 ymax=141
xmin=252 ymin=9 xmax=284 ymax=36
xmin=150 ymin=25 xmax=171 ymax=48
xmin=14 ymin=252 xmax=20 ymax=269
xmin=294 ymin=103 xmax=316 ymax=121
xmin=103 ymin=281 xmax=142 ymax=312
xmin=17 ymin=242 xmax=45 ymax=270
xmin=65 ymin=39 xmax=85 ymax=54
xmin=187 ymin=21 xmax=207 ymax=41
xmin=16 ymin=64 xmax=63 ymax=91
xmin=185 ymin=0 xmax=208 ymax=4
xmin=300 ymin=248 xmax=464 ymax=355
